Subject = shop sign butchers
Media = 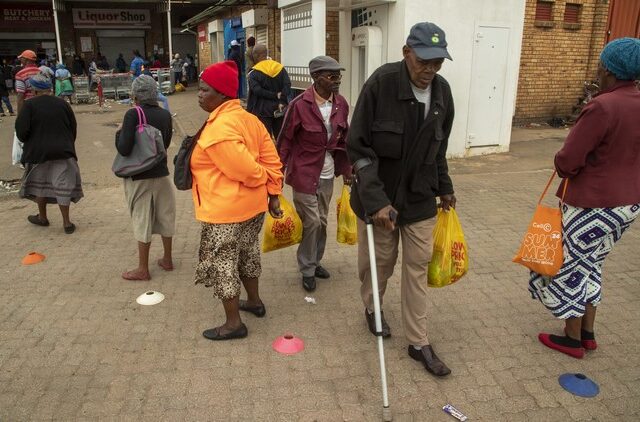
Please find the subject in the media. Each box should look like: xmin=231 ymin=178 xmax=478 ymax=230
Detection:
xmin=72 ymin=8 xmax=151 ymax=28
xmin=1 ymin=5 xmax=54 ymax=30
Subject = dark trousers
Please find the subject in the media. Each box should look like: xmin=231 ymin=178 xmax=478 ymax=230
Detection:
xmin=0 ymin=96 xmax=13 ymax=114
xmin=258 ymin=116 xmax=284 ymax=140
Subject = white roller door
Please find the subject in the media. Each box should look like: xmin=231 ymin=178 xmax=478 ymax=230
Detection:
xmin=96 ymin=30 xmax=145 ymax=70
xmin=98 ymin=37 xmax=145 ymax=68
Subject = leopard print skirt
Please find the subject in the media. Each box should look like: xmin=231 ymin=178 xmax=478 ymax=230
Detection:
xmin=194 ymin=213 xmax=265 ymax=300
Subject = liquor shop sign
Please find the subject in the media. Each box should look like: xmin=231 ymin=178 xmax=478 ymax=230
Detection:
xmin=72 ymin=8 xmax=151 ymax=28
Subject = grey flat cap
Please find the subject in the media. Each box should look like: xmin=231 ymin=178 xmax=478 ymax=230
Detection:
xmin=309 ymin=56 xmax=345 ymax=74
xmin=407 ymin=22 xmax=452 ymax=61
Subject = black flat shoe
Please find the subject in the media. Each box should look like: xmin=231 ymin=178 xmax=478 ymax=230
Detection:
xmin=239 ymin=299 xmax=266 ymax=317
xmin=302 ymin=276 xmax=316 ymax=292
xmin=314 ymin=266 xmax=330 ymax=279
xmin=365 ymin=309 xmax=391 ymax=338
xmin=64 ymin=223 xmax=76 ymax=234
xmin=28 ymin=215 xmax=49 ymax=227
xmin=408 ymin=345 xmax=451 ymax=377
xmin=202 ymin=324 xmax=248 ymax=341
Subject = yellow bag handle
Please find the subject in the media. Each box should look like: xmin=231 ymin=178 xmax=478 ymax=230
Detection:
xmin=538 ymin=171 xmax=568 ymax=206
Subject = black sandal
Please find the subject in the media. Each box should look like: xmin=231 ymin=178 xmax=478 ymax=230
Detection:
xmin=27 ymin=215 xmax=49 ymax=227
xmin=239 ymin=299 xmax=266 ymax=317
xmin=202 ymin=324 xmax=248 ymax=341
xmin=64 ymin=223 xmax=76 ymax=234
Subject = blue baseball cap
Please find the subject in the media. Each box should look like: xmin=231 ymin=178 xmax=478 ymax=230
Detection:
xmin=407 ymin=22 xmax=452 ymax=61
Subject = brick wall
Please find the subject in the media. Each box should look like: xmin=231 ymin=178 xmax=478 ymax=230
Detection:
xmin=198 ymin=40 xmax=212 ymax=70
xmin=326 ymin=10 xmax=339 ymax=60
xmin=514 ymin=0 xmax=610 ymax=124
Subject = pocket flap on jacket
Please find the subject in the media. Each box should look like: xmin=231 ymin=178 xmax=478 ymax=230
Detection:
xmin=302 ymin=122 xmax=325 ymax=133
xmin=372 ymin=120 xmax=404 ymax=134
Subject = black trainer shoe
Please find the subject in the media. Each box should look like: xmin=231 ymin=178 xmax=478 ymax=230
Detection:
xmin=314 ymin=266 xmax=330 ymax=279
xmin=302 ymin=276 xmax=316 ymax=292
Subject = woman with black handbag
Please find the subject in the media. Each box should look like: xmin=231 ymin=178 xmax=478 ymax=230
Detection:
xmin=115 ymin=74 xmax=175 ymax=281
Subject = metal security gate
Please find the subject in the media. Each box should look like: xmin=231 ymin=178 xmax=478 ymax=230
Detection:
xmin=96 ymin=30 xmax=145 ymax=69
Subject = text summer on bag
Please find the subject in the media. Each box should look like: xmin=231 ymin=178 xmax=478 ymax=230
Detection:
xmin=513 ymin=171 xmax=568 ymax=276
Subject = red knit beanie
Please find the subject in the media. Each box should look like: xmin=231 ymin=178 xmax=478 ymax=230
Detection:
xmin=200 ymin=61 xmax=238 ymax=98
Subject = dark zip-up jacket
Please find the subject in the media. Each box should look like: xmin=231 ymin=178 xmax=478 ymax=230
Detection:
xmin=347 ymin=60 xmax=455 ymax=226
xmin=247 ymin=62 xmax=291 ymax=118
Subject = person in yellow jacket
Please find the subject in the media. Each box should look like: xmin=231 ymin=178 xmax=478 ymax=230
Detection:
xmin=246 ymin=44 xmax=292 ymax=139
xmin=191 ymin=61 xmax=284 ymax=341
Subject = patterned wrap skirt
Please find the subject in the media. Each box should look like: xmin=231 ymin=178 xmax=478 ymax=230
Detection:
xmin=529 ymin=203 xmax=640 ymax=319
xmin=19 ymin=158 xmax=83 ymax=206
xmin=194 ymin=213 xmax=265 ymax=300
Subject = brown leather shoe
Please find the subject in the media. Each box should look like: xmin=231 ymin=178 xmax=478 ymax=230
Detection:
xmin=408 ymin=345 xmax=451 ymax=377
xmin=365 ymin=309 xmax=391 ymax=338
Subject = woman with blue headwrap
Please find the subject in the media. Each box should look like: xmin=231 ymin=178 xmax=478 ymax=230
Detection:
xmin=55 ymin=63 xmax=74 ymax=103
xmin=529 ymin=38 xmax=640 ymax=359
xmin=15 ymin=72 xmax=83 ymax=234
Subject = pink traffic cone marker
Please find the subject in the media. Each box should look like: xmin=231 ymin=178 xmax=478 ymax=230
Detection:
xmin=272 ymin=333 xmax=304 ymax=355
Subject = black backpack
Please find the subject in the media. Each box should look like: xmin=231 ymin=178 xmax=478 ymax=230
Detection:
xmin=173 ymin=123 xmax=206 ymax=190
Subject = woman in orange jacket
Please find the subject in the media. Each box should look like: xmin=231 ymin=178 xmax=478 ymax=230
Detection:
xmin=191 ymin=61 xmax=283 ymax=340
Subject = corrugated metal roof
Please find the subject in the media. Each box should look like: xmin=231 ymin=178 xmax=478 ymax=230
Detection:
xmin=181 ymin=0 xmax=248 ymax=27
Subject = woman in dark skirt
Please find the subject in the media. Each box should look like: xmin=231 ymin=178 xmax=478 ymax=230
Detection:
xmin=15 ymin=73 xmax=83 ymax=234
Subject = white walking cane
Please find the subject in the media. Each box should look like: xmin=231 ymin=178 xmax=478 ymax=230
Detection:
xmin=365 ymin=212 xmax=394 ymax=422
xmin=353 ymin=156 xmax=393 ymax=421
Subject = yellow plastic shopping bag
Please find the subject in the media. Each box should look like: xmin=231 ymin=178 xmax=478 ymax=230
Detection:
xmin=428 ymin=208 xmax=469 ymax=288
xmin=262 ymin=195 xmax=303 ymax=252
xmin=336 ymin=185 xmax=358 ymax=245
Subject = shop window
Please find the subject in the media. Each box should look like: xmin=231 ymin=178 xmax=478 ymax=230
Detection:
xmin=534 ymin=0 xmax=555 ymax=28
xmin=563 ymin=3 xmax=582 ymax=30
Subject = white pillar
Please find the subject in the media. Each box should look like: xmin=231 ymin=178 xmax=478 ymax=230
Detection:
xmin=338 ymin=10 xmax=352 ymax=105
xmin=167 ymin=0 xmax=173 ymax=62
xmin=52 ymin=0 xmax=63 ymax=64
xmin=311 ymin=0 xmax=326 ymax=56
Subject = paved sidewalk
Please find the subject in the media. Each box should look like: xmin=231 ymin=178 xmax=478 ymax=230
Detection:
xmin=1 ymin=90 xmax=639 ymax=421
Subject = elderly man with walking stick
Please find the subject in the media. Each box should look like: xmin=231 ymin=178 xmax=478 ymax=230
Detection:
xmin=348 ymin=22 xmax=457 ymax=378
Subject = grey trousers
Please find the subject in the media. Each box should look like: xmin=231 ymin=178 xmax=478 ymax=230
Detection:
xmin=292 ymin=178 xmax=334 ymax=277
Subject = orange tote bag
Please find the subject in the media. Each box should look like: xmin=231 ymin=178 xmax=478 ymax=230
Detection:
xmin=513 ymin=172 xmax=567 ymax=276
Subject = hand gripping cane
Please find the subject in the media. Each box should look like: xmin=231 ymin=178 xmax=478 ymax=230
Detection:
xmin=354 ymin=158 xmax=393 ymax=422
